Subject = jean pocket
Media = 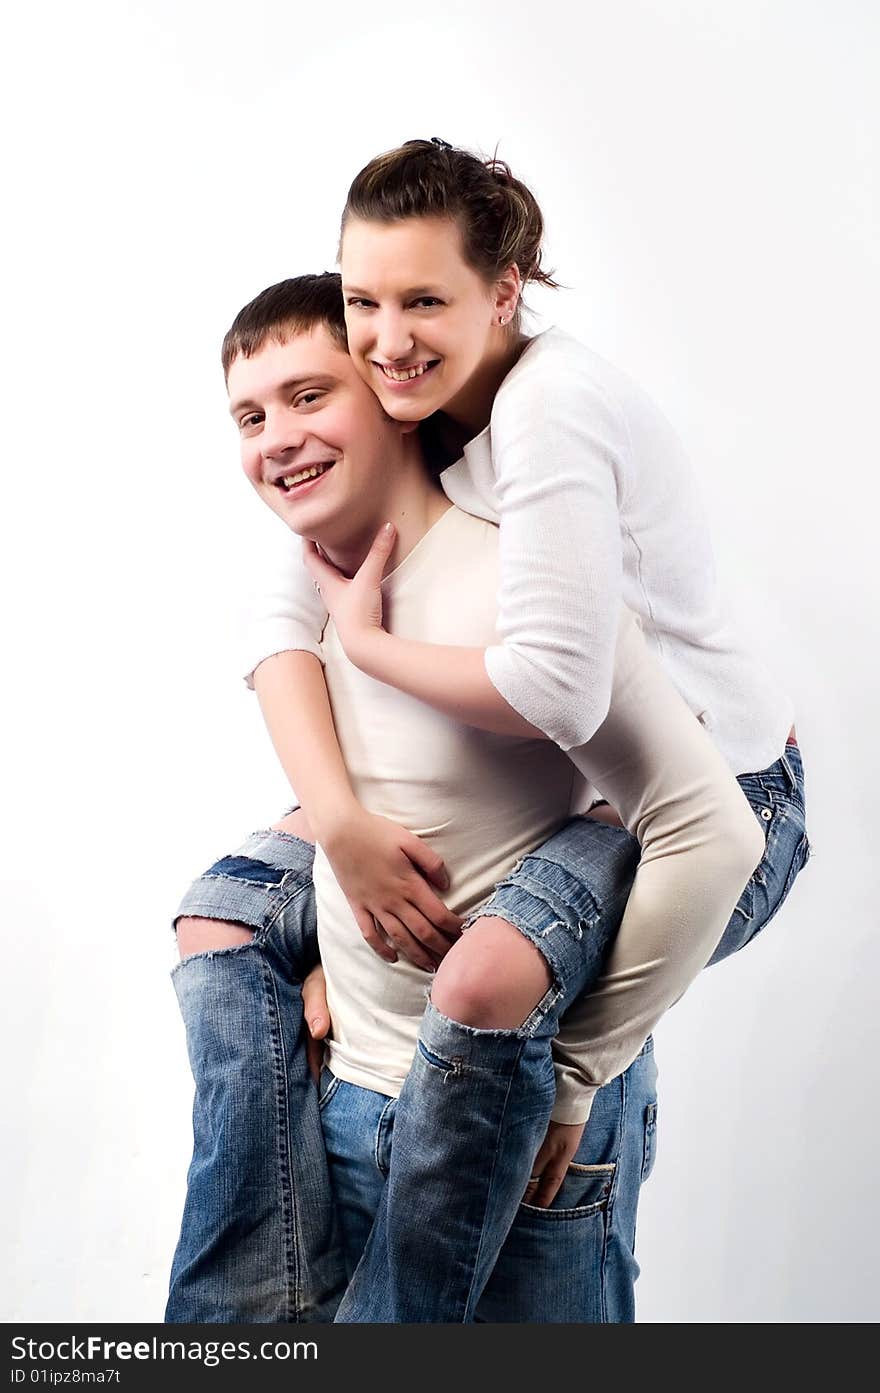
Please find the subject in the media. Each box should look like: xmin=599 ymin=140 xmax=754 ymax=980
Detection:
xmin=641 ymin=1101 xmax=658 ymax=1182
xmin=520 ymin=1162 xmax=615 ymax=1218
xmin=317 ymin=1067 xmax=341 ymax=1110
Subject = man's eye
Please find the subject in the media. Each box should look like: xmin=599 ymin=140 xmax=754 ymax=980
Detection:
xmin=239 ymin=413 xmax=263 ymax=431
xmin=295 ymin=390 xmax=324 ymax=407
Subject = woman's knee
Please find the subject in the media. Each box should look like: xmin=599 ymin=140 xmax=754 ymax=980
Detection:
xmin=431 ymin=916 xmax=553 ymax=1030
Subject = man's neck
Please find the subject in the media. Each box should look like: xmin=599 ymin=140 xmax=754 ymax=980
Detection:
xmin=319 ymin=471 xmax=451 ymax=580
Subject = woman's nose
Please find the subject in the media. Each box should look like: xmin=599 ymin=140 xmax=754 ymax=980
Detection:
xmin=375 ymin=312 xmax=415 ymax=363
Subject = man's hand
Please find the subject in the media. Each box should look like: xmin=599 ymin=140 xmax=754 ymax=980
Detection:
xmin=302 ymin=964 xmax=329 ymax=1083
xmin=523 ymin=1119 xmax=586 ymax=1208
xmin=322 ymin=804 xmax=463 ymax=973
xmin=302 ymin=525 xmax=396 ymax=667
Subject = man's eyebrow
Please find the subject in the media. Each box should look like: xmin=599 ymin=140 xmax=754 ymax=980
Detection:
xmin=228 ymin=375 xmax=334 ymax=417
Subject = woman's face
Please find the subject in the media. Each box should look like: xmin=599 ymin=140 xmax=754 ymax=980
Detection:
xmin=340 ymin=215 xmax=517 ymax=430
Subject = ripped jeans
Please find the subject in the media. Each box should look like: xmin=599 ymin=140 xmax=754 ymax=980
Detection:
xmin=165 ymin=743 xmax=810 ymax=1322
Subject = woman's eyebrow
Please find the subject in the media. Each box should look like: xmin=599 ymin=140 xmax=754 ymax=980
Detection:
xmin=343 ymin=284 xmax=448 ymax=298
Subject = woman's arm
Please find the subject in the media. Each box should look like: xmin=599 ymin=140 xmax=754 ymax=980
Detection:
xmin=303 ymin=529 xmax=548 ymax=739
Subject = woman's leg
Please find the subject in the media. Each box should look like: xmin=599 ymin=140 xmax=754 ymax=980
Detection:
xmin=165 ymin=817 xmax=345 ymax=1323
xmin=336 ymin=622 xmax=810 ymax=1323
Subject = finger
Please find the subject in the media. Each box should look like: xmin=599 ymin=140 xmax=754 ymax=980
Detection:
xmin=305 ymin=1033 xmax=324 ymax=1085
xmin=522 ymin=1136 xmax=555 ymax=1204
xmin=301 ymin=965 xmax=329 ymax=1040
xmin=374 ymin=911 xmax=437 ymax=973
xmin=528 ymin=1165 xmax=569 ymax=1209
xmin=353 ymin=905 xmax=398 ymax=963
xmin=357 ymin=523 xmax=397 ymax=587
xmin=401 ymin=834 xmax=451 ymax=893
xmin=396 ymin=903 xmax=457 ymax=960
xmin=405 ymin=878 xmax=464 ymax=938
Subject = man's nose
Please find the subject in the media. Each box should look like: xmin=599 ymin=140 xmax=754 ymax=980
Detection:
xmin=376 ymin=311 xmax=415 ymax=363
xmin=261 ymin=411 xmax=306 ymax=459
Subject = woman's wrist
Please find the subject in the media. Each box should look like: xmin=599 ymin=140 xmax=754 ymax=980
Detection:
xmin=308 ymin=791 xmax=364 ymax=847
xmin=346 ymin=626 xmax=394 ymax=679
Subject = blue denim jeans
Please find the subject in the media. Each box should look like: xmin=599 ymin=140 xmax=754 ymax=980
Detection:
xmin=320 ymin=1039 xmax=658 ymax=1322
xmin=165 ymin=743 xmax=810 ymax=1323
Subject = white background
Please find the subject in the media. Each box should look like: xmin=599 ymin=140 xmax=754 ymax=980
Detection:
xmin=2 ymin=0 xmax=877 ymax=1323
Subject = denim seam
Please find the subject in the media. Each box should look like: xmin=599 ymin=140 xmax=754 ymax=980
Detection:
xmin=374 ymin=1096 xmax=397 ymax=1179
xmin=518 ymin=1198 xmax=608 ymax=1219
xmin=599 ymin=1071 xmax=630 ymax=1323
xmin=259 ymin=952 xmax=302 ymax=1322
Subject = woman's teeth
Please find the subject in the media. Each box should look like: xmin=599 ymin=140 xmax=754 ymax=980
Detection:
xmin=381 ymin=362 xmax=433 ymax=381
xmin=280 ymin=462 xmax=332 ymax=489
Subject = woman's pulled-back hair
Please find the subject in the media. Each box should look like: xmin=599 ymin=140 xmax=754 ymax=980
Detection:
xmin=340 ymin=139 xmax=558 ymax=323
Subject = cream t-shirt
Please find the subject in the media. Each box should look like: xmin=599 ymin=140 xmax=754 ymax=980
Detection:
xmin=315 ymin=505 xmax=576 ymax=1098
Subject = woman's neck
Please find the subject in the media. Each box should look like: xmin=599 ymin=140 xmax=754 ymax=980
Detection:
xmin=442 ymin=332 xmax=529 ymax=441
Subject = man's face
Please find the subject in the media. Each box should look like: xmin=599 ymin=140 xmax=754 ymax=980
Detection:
xmin=227 ymin=324 xmax=405 ymax=546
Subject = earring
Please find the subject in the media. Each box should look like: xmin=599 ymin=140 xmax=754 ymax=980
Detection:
xmin=499 ymin=313 xmax=510 ymax=326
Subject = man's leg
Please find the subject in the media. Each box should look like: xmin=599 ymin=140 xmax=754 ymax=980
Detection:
xmin=165 ymin=816 xmax=345 ymax=1323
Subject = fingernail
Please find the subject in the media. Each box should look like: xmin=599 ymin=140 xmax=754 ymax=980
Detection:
xmin=383 ymin=522 xmax=394 ymax=535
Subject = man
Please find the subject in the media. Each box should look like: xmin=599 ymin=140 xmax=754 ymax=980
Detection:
xmin=166 ymin=273 xmax=662 ymax=1323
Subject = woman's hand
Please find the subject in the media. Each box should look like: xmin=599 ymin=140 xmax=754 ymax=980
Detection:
xmin=302 ymin=524 xmax=396 ymax=666
xmin=321 ymin=803 xmax=464 ymax=973
xmin=523 ymin=1119 xmax=586 ymax=1208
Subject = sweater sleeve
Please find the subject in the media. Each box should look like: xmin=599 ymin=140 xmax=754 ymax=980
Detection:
xmin=482 ymin=354 xmax=630 ymax=751
xmin=242 ymin=528 xmax=329 ymax=689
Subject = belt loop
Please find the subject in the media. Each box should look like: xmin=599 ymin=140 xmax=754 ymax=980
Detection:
xmin=779 ymin=751 xmax=797 ymax=794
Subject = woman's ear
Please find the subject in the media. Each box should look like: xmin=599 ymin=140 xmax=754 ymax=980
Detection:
xmin=494 ymin=263 xmax=523 ymax=324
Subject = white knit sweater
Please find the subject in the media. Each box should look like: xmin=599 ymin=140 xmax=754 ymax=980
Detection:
xmin=245 ymin=327 xmax=792 ymax=774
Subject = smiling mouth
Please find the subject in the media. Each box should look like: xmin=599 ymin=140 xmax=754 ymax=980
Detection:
xmin=376 ymin=360 xmax=440 ymax=383
xmin=275 ymin=461 xmax=335 ymax=492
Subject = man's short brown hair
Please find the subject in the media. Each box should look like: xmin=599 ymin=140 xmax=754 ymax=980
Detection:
xmin=221 ymin=273 xmax=347 ymax=378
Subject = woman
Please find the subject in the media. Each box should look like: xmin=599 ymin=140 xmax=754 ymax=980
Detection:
xmin=173 ymin=141 xmax=809 ymax=1323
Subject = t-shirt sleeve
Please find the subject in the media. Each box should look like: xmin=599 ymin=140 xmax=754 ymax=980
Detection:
xmin=483 ymin=353 xmax=630 ymax=751
xmin=242 ymin=529 xmax=329 ymax=689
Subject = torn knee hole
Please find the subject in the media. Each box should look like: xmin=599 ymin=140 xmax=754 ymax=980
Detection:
xmin=175 ymin=916 xmax=256 ymax=960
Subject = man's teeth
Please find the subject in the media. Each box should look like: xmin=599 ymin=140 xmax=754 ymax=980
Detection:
xmin=280 ymin=462 xmax=332 ymax=489
xmin=381 ymin=362 xmax=432 ymax=381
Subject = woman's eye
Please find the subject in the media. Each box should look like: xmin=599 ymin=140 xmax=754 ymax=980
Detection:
xmin=346 ymin=297 xmax=375 ymax=310
xmin=412 ymin=297 xmax=442 ymax=308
